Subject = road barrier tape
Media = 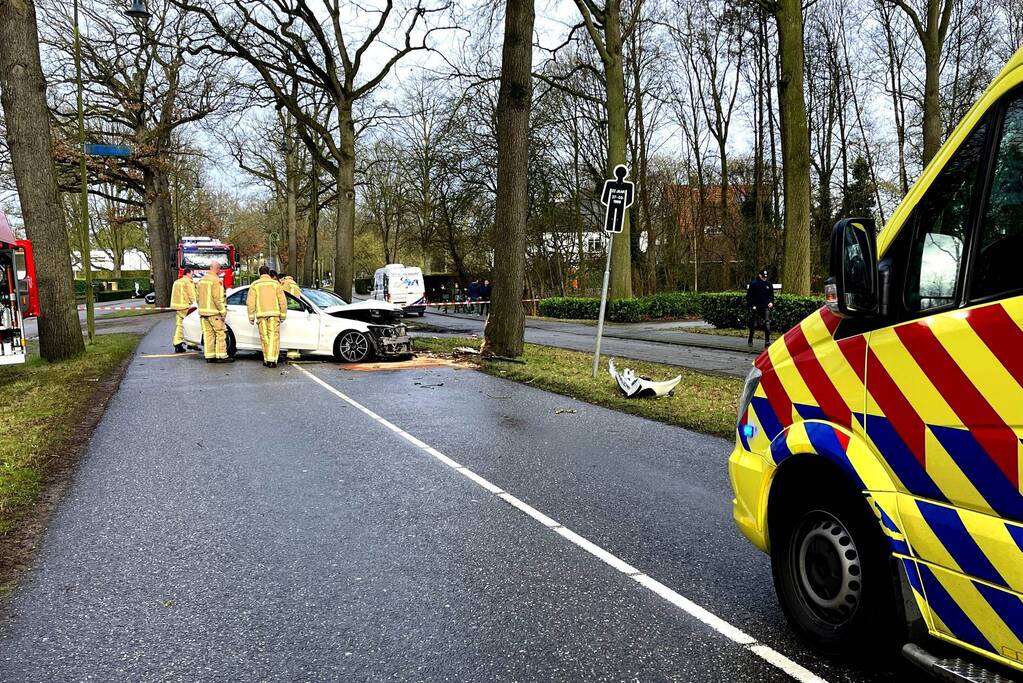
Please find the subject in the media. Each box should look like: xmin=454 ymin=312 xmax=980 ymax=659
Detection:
xmin=422 ymin=298 xmax=540 ymax=309
xmin=79 ymin=305 xmax=176 ymax=312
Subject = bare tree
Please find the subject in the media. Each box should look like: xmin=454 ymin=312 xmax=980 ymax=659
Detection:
xmin=173 ymin=0 xmax=451 ymax=301
xmin=0 ymin=0 xmax=83 ymax=360
xmin=879 ymin=0 xmax=955 ymax=167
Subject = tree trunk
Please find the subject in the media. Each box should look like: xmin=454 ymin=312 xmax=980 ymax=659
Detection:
xmin=143 ymin=166 xmax=175 ymax=307
xmin=921 ymin=39 xmax=942 ymax=168
xmin=286 ymin=148 xmax=298 ymax=274
xmin=604 ymin=0 xmax=632 ymax=300
xmin=334 ymin=106 xmax=356 ymax=302
xmin=0 ymin=0 xmax=84 ymax=360
xmin=482 ymin=0 xmax=534 ymax=358
xmin=303 ymin=167 xmax=319 ymax=286
xmin=775 ymin=0 xmax=812 ymax=295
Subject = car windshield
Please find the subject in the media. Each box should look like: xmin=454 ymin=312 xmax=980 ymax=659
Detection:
xmin=301 ymin=288 xmax=346 ymax=308
xmin=181 ymin=250 xmax=230 ymax=270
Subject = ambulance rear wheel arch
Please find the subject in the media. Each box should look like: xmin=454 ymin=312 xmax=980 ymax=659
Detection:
xmin=767 ymin=456 xmax=901 ymax=658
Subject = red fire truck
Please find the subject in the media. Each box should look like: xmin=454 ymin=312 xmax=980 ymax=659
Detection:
xmin=0 ymin=213 xmax=39 ymax=366
xmin=177 ymin=236 xmax=237 ymax=288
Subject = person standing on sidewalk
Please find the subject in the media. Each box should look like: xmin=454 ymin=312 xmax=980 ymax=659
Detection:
xmin=480 ymin=279 xmax=492 ymax=316
xmin=468 ymin=278 xmax=481 ymax=315
xmin=248 ymin=266 xmax=288 ymax=368
xmin=170 ymin=267 xmax=196 ymax=353
xmin=197 ymin=262 xmax=231 ymax=363
xmin=746 ymin=268 xmax=774 ymax=349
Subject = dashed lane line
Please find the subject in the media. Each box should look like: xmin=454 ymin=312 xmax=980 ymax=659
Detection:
xmin=294 ymin=364 xmax=829 ymax=683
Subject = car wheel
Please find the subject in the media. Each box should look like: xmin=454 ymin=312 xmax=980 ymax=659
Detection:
xmin=226 ymin=327 xmax=237 ymax=358
xmin=770 ymin=478 xmax=898 ymax=657
xmin=417 ymin=310 xmax=425 ymax=317
xmin=334 ymin=330 xmax=371 ymax=363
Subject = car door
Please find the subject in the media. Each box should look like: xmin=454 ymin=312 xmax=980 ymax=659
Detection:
xmin=225 ymin=288 xmax=258 ymax=349
xmin=279 ymin=294 xmax=319 ymax=350
xmin=867 ymin=91 xmax=1023 ymax=663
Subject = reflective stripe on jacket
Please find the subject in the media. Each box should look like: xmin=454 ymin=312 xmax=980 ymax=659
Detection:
xmin=280 ymin=277 xmax=301 ymax=298
xmin=247 ymin=275 xmax=287 ymax=321
xmin=170 ymin=276 xmax=196 ymax=310
xmin=196 ymin=273 xmax=226 ymax=316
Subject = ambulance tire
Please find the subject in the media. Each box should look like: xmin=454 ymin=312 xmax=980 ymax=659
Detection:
xmin=770 ymin=467 xmax=898 ymax=659
xmin=334 ymin=330 xmax=371 ymax=363
xmin=226 ymin=327 xmax=237 ymax=358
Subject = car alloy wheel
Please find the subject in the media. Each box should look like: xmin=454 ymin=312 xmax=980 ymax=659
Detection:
xmin=336 ymin=331 xmax=370 ymax=362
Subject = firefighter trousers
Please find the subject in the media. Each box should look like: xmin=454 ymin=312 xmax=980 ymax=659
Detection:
xmin=257 ymin=316 xmax=281 ymax=363
xmin=200 ymin=315 xmax=228 ymax=359
xmin=173 ymin=310 xmax=188 ymax=346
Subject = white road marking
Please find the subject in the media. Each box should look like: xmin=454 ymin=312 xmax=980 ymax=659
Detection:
xmin=295 ymin=365 xmax=830 ymax=683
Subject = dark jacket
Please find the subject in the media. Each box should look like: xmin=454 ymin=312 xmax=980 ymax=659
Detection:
xmin=481 ymin=283 xmax=492 ymax=300
xmin=468 ymin=280 xmax=481 ymax=299
xmin=746 ymin=278 xmax=774 ymax=310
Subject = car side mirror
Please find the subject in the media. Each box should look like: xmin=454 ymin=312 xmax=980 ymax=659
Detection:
xmin=825 ymin=217 xmax=878 ymax=318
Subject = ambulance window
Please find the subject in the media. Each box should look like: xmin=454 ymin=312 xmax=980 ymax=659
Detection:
xmin=905 ymin=121 xmax=988 ymax=314
xmin=972 ymin=94 xmax=1023 ymax=301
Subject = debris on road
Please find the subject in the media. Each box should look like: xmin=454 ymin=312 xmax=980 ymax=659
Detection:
xmin=608 ymin=358 xmax=681 ymax=398
xmin=555 ymin=408 xmax=577 ymax=415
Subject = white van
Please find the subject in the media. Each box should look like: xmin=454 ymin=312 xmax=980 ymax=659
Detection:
xmin=371 ymin=264 xmax=426 ymax=317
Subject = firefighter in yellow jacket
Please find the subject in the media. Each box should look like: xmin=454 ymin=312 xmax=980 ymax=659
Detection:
xmin=170 ymin=267 xmax=196 ymax=353
xmin=197 ymin=262 xmax=232 ymax=363
xmin=278 ymin=273 xmax=302 ymax=360
xmin=279 ymin=273 xmax=301 ymax=298
xmin=247 ymin=265 xmax=287 ymax=368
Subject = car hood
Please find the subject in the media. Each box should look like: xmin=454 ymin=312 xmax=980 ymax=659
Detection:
xmin=322 ymin=300 xmax=403 ymax=315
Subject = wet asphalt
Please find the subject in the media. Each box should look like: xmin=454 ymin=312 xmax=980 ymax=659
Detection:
xmin=0 ymin=318 xmax=899 ymax=682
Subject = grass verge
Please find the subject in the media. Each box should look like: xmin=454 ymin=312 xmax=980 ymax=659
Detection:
xmin=0 ymin=334 xmax=139 ymax=590
xmin=414 ymin=336 xmax=743 ymax=439
xmin=687 ymin=326 xmax=752 ymax=339
xmin=97 ymin=307 xmax=170 ymax=320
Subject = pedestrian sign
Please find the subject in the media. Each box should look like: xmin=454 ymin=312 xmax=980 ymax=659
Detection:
xmin=600 ymin=165 xmax=634 ymax=234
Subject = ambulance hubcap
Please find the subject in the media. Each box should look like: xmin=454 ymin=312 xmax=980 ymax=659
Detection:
xmin=339 ymin=332 xmax=368 ymax=362
xmin=794 ymin=511 xmax=862 ymax=623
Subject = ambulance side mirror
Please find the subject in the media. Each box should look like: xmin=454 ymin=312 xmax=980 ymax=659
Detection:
xmin=826 ymin=217 xmax=878 ymax=318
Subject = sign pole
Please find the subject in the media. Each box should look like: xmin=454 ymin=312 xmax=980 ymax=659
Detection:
xmin=592 ymin=232 xmax=614 ymax=378
xmin=592 ymin=164 xmax=633 ymax=379
xmin=74 ymin=0 xmax=95 ymax=343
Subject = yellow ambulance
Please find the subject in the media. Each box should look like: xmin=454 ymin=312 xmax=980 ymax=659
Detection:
xmin=729 ymin=46 xmax=1023 ymax=678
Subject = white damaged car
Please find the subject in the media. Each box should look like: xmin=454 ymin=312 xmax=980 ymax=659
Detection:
xmin=181 ymin=286 xmax=412 ymax=362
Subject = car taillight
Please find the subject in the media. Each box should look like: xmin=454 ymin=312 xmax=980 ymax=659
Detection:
xmin=384 ymin=292 xmax=390 ymax=302
xmin=187 ymin=306 xmax=196 ymax=315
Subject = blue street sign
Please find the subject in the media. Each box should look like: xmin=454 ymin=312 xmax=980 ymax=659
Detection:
xmin=84 ymin=144 xmax=132 ymax=158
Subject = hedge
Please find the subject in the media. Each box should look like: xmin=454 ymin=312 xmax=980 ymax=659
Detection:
xmin=539 ymin=291 xmax=824 ymax=329
xmin=75 ymin=278 xmax=151 ymax=295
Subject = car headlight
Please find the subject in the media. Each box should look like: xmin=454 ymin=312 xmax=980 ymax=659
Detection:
xmin=737 ymin=366 xmax=762 ymax=431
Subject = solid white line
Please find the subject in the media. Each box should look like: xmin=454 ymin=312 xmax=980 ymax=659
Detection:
xmin=294 ymin=364 xmax=829 ymax=683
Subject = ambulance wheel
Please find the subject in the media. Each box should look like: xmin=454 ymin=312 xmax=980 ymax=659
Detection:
xmin=770 ymin=466 xmax=898 ymax=658
xmin=334 ymin=330 xmax=370 ymax=363
xmin=226 ymin=327 xmax=237 ymax=358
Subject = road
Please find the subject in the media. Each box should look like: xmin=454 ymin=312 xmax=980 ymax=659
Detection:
xmin=0 ymin=317 xmax=901 ymax=682
xmin=415 ymin=308 xmax=756 ymax=377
